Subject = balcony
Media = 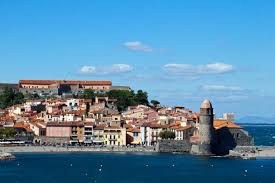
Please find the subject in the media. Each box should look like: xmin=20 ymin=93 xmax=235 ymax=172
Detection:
xmin=109 ymin=139 xmax=117 ymax=141
xmin=85 ymin=130 xmax=93 ymax=133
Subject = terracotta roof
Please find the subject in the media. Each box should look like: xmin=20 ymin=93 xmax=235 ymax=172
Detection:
xmin=84 ymin=122 xmax=94 ymax=126
xmin=104 ymin=126 xmax=121 ymax=130
xmin=142 ymin=122 xmax=168 ymax=128
xmin=176 ymin=125 xmax=192 ymax=131
xmin=191 ymin=113 xmax=200 ymax=119
xmin=132 ymin=128 xmax=140 ymax=133
xmin=214 ymin=120 xmax=241 ymax=130
xmin=127 ymin=128 xmax=141 ymax=133
xmin=19 ymin=80 xmax=112 ymax=86
xmin=14 ymin=122 xmax=32 ymax=132
xmin=46 ymin=121 xmax=84 ymax=127
xmin=169 ymin=121 xmax=181 ymax=128
xmin=94 ymin=125 xmax=106 ymax=130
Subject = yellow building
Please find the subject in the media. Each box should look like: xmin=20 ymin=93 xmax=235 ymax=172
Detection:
xmin=103 ymin=126 xmax=126 ymax=146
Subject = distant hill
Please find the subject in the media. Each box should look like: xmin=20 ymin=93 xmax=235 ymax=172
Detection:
xmin=237 ymin=116 xmax=275 ymax=124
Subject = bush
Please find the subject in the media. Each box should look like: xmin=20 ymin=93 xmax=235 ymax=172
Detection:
xmin=159 ymin=131 xmax=175 ymax=139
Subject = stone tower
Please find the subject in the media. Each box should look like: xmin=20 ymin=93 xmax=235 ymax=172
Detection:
xmin=198 ymin=99 xmax=216 ymax=155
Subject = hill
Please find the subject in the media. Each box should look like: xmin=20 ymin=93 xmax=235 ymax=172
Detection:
xmin=237 ymin=116 xmax=275 ymax=124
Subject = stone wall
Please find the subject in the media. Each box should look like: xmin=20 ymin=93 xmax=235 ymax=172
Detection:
xmin=37 ymin=136 xmax=70 ymax=144
xmin=215 ymin=128 xmax=254 ymax=155
xmin=0 ymin=83 xmax=18 ymax=93
xmin=156 ymin=140 xmax=191 ymax=153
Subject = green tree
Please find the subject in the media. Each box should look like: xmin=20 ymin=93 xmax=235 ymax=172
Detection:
xmin=107 ymin=90 xmax=137 ymax=112
xmin=150 ymin=100 xmax=160 ymax=107
xmin=159 ymin=131 xmax=175 ymax=139
xmin=27 ymin=93 xmax=40 ymax=99
xmin=0 ymin=128 xmax=17 ymax=138
xmin=81 ymin=89 xmax=95 ymax=99
xmin=134 ymin=90 xmax=149 ymax=106
xmin=0 ymin=87 xmax=25 ymax=109
xmin=85 ymin=102 xmax=90 ymax=117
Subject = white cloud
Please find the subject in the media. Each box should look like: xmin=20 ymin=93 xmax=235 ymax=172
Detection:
xmin=201 ymin=85 xmax=243 ymax=92
xmin=123 ymin=41 xmax=153 ymax=52
xmin=80 ymin=66 xmax=96 ymax=74
xmin=79 ymin=64 xmax=133 ymax=75
xmin=111 ymin=64 xmax=133 ymax=73
xmin=163 ymin=63 xmax=234 ymax=75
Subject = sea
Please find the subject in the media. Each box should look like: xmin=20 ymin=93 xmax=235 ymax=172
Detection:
xmin=0 ymin=125 xmax=275 ymax=183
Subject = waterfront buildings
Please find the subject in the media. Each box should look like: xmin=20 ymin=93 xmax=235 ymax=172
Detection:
xmin=0 ymin=81 xmax=252 ymax=155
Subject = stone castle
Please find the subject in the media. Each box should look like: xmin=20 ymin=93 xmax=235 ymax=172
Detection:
xmin=190 ymin=99 xmax=253 ymax=156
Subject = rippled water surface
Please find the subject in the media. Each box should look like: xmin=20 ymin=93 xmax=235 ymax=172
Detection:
xmin=244 ymin=125 xmax=275 ymax=146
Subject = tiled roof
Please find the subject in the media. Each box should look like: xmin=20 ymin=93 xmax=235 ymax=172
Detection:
xmin=94 ymin=125 xmax=106 ymax=130
xmin=84 ymin=122 xmax=94 ymax=126
xmin=214 ymin=120 xmax=241 ymax=130
xmin=19 ymin=80 xmax=112 ymax=86
xmin=14 ymin=122 xmax=32 ymax=132
xmin=142 ymin=122 xmax=168 ymax=128
xmin=176 ymin=125 xmax=192 ymax=131
xmin=127 ymin=128 xmax=140 ymax=133
xmin=46 ymin=121 xmax=84 ymax=127
xmin=104 ymin=125 xmax=121 ymax=130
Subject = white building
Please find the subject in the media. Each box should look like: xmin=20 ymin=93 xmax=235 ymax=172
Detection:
xmin=223 ymin=113 xmax=235 ymax=122
xmin=141 ymin=123 xmax=168 ymax=146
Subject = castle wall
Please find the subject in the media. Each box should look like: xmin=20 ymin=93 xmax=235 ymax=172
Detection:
xmin=156 ymin=140 xmax=191 ymax=153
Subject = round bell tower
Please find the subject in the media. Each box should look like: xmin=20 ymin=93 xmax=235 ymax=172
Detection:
xmin=198 ymin=99 xmax=216 ymax=155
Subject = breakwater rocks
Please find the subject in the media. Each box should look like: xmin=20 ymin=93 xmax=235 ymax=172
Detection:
xmin=0 ymin=152 xmax=15 ymax=160
xmin=229 ymin=146 xmax=275 ymax=159
xmin=0 ymin=146 xmax=155 ymax=153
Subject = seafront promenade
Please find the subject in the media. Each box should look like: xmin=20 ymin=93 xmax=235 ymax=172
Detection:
xmin=0 ymin=145 xmax=156 ymax=153
xmin=2 ymin=145 xmax=275 ymax=160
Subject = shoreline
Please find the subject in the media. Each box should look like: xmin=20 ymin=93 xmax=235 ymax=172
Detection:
xmin=0 ymin=146 xmax=156 ymax=154
xmin=2 ymin=145 xmax=275 ymax=160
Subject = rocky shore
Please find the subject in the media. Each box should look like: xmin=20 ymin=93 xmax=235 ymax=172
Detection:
xmin=229 ymin=146 xmax=275 ymax=159
xmin=0 ymin=152 xmax=15 ymax=160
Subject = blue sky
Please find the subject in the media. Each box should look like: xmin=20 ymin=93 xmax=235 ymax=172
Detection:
xmin=1 ymin=0 xmax=275 ymax=118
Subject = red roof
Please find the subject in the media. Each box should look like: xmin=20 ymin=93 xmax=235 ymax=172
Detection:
xmin=142 ymin=122 xmax=168 ymax=128
xmin=176 ymin=125 xmax=192 ymax=131
xmin=214 ymin=120 xmax=241 ymax=130
xmin=19 ymin=80 xmax=112 ymax=86
xmin=46 ymin=121 xmax=84 ymax=127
